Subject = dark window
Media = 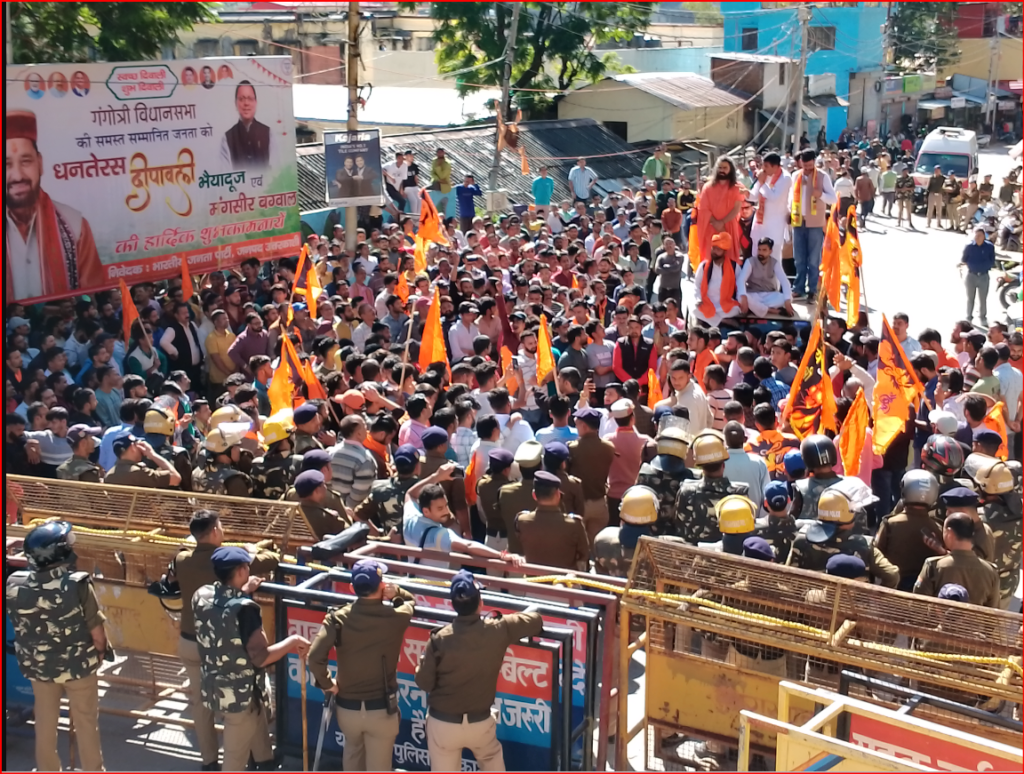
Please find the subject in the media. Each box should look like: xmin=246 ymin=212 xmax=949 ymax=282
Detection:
xmin=235 ymin=40 xmax=260 ymax=56
xmin=193 ymin=39 xmax=219 ymax=58
xmin=741 ymin=28 xmax=759 ymax=51
xmin=779 ymin=62 xmax=786 ymax=85
xmin=603 ymin=121 xmax=628 ymax=141
xmin=807 ymin=26 xmax=836 ymax=52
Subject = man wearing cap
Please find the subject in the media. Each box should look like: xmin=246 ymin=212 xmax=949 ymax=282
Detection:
xmin=355 ymin=444 xmax=422 ymax=540
xmin=415 ymin=570 xmax=543 ymax=771
xmin=475 ymin=449 xmax=515 ymax=552
xmin=756 ymin=480 xmax=798 ymax=563
xmin=498 ymin=440 xmax=545 ymax=554
xmin=105 ymin=434 xmax=183 ymax=488
xmin=308 ymin=559 xmax=415 ymax=771
xmin=284 ymin=449 xmax=349 ymax=514
xmin=514 ymin=471 xmax=590 ymax=570
xmin=675 ymin=431 xmax=750 ymax=545
xmin=567 ymin=409 xmax=617 ymax=547
xmin=294 ymin=469 xmax=352 ymax=540
xmin=166 ymin=511 xmax=279 ymax=770
xmin=293 ymin=402 xmax=328 ymax=454
xmin=5 ymin=110 xmax=102 ymax=300
xmin=786 ymin=489 xmax=899 ymax=587
xmin=638 ymin=416 xmax=697 ymax=526
xmin=56 ymin=425 xmax=104 ymax=482
xmin=825 ymin=554 xmax=871 ymax=582
xmin=193 ymin=547 xmax=310 ymax=771
xmin=914 ymin=513 xmax=1000 ymax=608
xmin=250 ymin=414 xmax=300 ymax=500
xmin=541 ymin=442 xmax=586 ymax=520
xmin=143 ymin=405 xmax=194 ymax=492
xmin=420 ymin=426 xmax=472 ymax=537
xmin=937 ymin=486 xmax=996 ymax=563
xmin=193 ymin=426 xmax=252 ymax=497
xmin=875 ymin=471 xmax=945 ymax=590
xmin=693 ymin=232 xmax=742 ymax=328
xmin=604 ymin=398 xmax=655 ymax=525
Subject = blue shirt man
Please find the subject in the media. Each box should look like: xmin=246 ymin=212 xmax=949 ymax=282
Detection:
xmin=532 ymin=168 xmax=555 ymax=207
xmin=961 ymin=230 xmax=996 ymax=273
xmin=455 ymin=176 xmax=482 ymax=218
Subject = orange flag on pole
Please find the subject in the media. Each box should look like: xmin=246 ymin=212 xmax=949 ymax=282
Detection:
xmin=839 ymin=387 xmax=869 ymax=477
xmin=872 ymin=315 xmax=925 ymax=454
xmin=306 ymin=265 xmax=323 ymax=319
xmin=647 ymin=368 xmax=663 ymax=409
xmin=983 ymin=402 xmax=1009 ymax=459
xmin=418 ymin=285 xmax=449 ymax=374
xmin=417 ymin=190 xmax=449 ymax=247
xmin=687 ymin=195 xmax=701 ymax=272
xmin=465 ymin=451 xmax=480 ymax=507
xmin=268 ymin=353 xmax=294 ymax=417
xmin=500 ymin=345 xmax=519 ymax=396
xmin=180 ymin=257 xmax=194 ymax=301
xmin=783 ymin=320 xmax=838 ymax=440
xmin=839 ymin=208 xmax=863 ymax=328
xmin=396 ymin=270 xmax=411 ymax=304
xmin=413 ymin=235 xmax=427 ymax=274
xmin=301 ymin=358 xmax=328 ymax=401
xmin=820 ymin=202 xmax=842 ymax=311
xmin=536 ymin=314 xmax=556 ymax=385
xmin=119 ymin=279 xmax=139 ymax=345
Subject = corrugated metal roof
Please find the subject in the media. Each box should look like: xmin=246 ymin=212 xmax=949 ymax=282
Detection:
xmin=611 ymin=72 xmax=751 ymax=109
xmin=294 ymin=118 xmax=651 ymax=213
xmin=711 ymin=52 xmax=796 ymax=65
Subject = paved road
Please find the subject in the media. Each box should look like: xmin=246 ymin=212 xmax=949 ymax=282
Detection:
xmin=856 ymin=145 xmax=1019 ymax=339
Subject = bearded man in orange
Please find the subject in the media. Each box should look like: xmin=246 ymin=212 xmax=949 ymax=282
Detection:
xmin=696 ymin=156 xmax=745 ymax=267
xmin=5 ymin=110 xmax=102 ymax=301
xmin=693 ymin=232 xmax=742 ymax=327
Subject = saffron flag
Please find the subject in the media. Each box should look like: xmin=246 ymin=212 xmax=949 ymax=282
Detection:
xmin=306 ymin=265 xmax=323 ymax=319
xmin=536 ymin=314 xmax=556 ymax=385
xmin=267 ymin=353 xmax=294 ymax=417
xmin=983 ymin=402 xmax=1009 ymax=460
xmin=120 ymin=279 xmax=139 ymax=345
xmin=687 ymin=196 xmax=701 ymax=272
xmin=820 ymin=202 xmax=842 ymax=311
xmin=413 ymin=235 xmax=427 ymax=274
xmin=496 ymin=293 xmax=520 ymax=353
xmin=872 ymin=315 xmax=925 ymax=454
xmin=500 ymin=345 xmax=519 ymax=396
xmin=465 ymin=450 xmax=479 ymax=506
xmin=647 ymin=368 xmax=663 ymax=409
xmin=417 ymin=190 xmax=449 ymax=247
xmin=783 ymin=320 xmax=837 ymax=440
xmin=301 ymin=358 xmax=328 ymax=402
xmin=839 ymin=387 xmax=869 ymax=477
xmin=419 ymin=285 xmax=449 ymax=374
xmin=180 ymin=256 xmax=194 ymax=301
xmin=396 ymin=269 xmax=410 ymax=304
xmin=839 ymin=208 xmax=863 ymax=329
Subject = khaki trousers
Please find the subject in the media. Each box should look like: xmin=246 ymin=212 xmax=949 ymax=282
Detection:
xmin=336 ymin=705 xmax=400 ymax=771
xmin=31 ymin=674 xmax=104 ymax=772
xmin=582 ymin=498 xmax=610 ymax=550
xmin=427 ymin=715 xmax=505 ymax=772
xmin=926 ymin=192 xmax=944 ymax=226
xmin=178 ymin=636 xmax=220 ymax=765
xmin=222 ymin=700 xmax=273 ymax=772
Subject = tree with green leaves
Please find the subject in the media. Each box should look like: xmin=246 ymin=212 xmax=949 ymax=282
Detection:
xmin=10 ymin=2 xmax=215 ymax=64
xmin=888 ymin=2 xmax=961 ymax=73
xmin=400 ymin=2 xmax=654 ymax=116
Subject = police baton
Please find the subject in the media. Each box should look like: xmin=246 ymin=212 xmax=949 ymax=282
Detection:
xmin=313 ymin=693 xmax=336 ymax=772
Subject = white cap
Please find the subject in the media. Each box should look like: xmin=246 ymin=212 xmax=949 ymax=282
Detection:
xmin=513 ymin=439 xmax=543 ymax=467
xmin=928 ymin=409 xmax=958 ymax=436
xmin=610 ymin=399 xmax=635 ymax=419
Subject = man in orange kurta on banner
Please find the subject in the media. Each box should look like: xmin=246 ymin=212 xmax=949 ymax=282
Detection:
xmin=4 ymin=110 xmax=102 ymax=302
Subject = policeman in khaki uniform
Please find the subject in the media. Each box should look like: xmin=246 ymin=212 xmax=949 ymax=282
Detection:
xmin=674 ymin=430 xmax=750 ymax=545
xmin=193 ymin=547 xmax=310 ymax=771
xmin=875 ymin=471 xmax=944 ymax=591
xmin=969 ymin=459 xmax=1022 ymax=609
xmin=56 ymin=424 xmax=104 ymax=482
xmin=541 ymin=442 xmax=586 ymax=519
xmin=105 ymin=433 xmax=183 ymax=488
xmin=355 ymin=444 xmax=423 ymax=540
xmin=143 ymin=406 xmax=194 ymax=491
xmin=293 ymin=401 xmax=327 ymax=454
xmin=308 ymin=559 xmax=415 ymax=771
xmin=283 ymin=449 xmax=350 ymax=515
xmin=938 ymin=486 xmax=996 ymax=563
xmin=415 ymin=570 xmax=543 ymax=771
xmin=294 ymin=469 xmax=352 ymax=539
xmin=498 ymin=440 xmax=544 ymax=554
xmin=6 ymin=522 xmax=110 ymax=773
xmin=637 ymin=415 xmax=696 ymax=525
xmin=514 ymin=470 xmax=590 ymax=570
xmin=475 ymin=449 xmax=516 ymax=551
xmin=594 ymin=486 xmax=663 ymax=577
xmin=166 ymin=511 xmax=279 ymax=770
xmin=250 ymin=412 xmax=301 ymax=500
xmin=787 ymin=489 xmax=900 ymax=587
xmin=193 ymin=426 xmax=253 ymax=497
xmin=914 ymin=513 xmax=1001 ymax=608
xmin=567 ymin=408 xmax=617 ymax=546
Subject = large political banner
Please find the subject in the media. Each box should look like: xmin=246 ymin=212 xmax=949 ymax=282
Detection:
xmin=4 ymin=57 xmax=301 ymax=304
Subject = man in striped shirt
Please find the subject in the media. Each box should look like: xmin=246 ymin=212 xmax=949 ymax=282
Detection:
xmin=703 ymin=365 xmax=732 ymax=431
xmin=567 ymin=157 xmax=598 ymax=203
xmin=329 ymin=414 xmax=377 ymax=509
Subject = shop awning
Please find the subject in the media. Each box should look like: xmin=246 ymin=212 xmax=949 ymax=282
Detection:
xmin=917 ymin=99 xmax=950 ymax=110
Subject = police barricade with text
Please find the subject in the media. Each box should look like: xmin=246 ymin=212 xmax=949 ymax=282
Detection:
xmin=266 ymin=567 xmax=575 ymax=771
xmin=320 ymin=539 xmax=625 ymax=769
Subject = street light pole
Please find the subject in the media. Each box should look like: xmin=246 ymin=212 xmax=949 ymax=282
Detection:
xmin=345 ymin=0 xmax=359 ymax=254
xmin=489 ymin=2 xmax=522 ymax=193
xmin=791 ymin=4 xmax=811 ymax=153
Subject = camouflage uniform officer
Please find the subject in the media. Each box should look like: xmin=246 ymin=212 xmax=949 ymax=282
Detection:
xmin=594 ymin=486 xmax=662 ymax=577
xmin=498 ymin=440 xmax=544 ymax=554
xmin=541 ymin=442 xmax=586 ymax=519
xmin=250 ymin=415 xmax=302 ymax=500
xmin=637 ymin=416 xmax=696 ymax=530
xmin=475 ymin=449 xmax=516 ymax=552
xmin=294 ymin=469 xmax=351 ymax=540
xmin=6 ymin=522 xmax=109 ymax=772
xmin=354 ymin=444 xmax=421 ymax=539
xmin=674 ymin=431 xmax=750 ymax=545
xmin=192 ymin=426 xmax=253 ymax=497
xmin=787 ymin=489 xmax=900 ymax=587
xmin=293 ymin=401 xmax=327 ymax=454
xmin=790 ymin=435 xmax=845 ymax=523
xmin=972 ymin=459 xmax=1023 ymax=609
xmin=143 ymin=406 xmax=194 ymax=491
xmin=755 ymin=481 xmax=798 ymax=563
xmin=193 ymin=547 xmax=310 ymax=772
xmin=56 ymin=424 xmax=104 ymax=482
xmin=875 ymin=471 xmax=944 ymax=591
xmin=284 ymin=449 xmax=349 ymax=518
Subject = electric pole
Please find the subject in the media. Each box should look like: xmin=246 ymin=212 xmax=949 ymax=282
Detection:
xmin=792 ymin=4 xmax=811 ymax=154
xmin=984 ymin=35 xmax=998 ymax=132
xmin=345 ymin=0 xmax=359 ymax=253
xmin=6 ymin=2 xmax=14 ymax=64
xmin=489 ymin=2 xmax=522 ymax=193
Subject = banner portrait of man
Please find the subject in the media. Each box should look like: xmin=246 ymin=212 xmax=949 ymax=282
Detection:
xmin=4 ymin=109 xmax=102 ymax=300
xmin=221 ymin=80 xmax=272 ymax=170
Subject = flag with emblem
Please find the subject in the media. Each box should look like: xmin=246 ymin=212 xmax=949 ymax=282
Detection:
xmin=872 ymin=314 xmax=925 ymax=454
xmin=783 ymin=320 xmax=837 ymax=440
xmin=419 ymin=285 xmax=448 ymax=374
xmin=536 ymin=314 xmax=556 ymax=384
xmin=820 ymin=201 xmax=842 ymax=310
xmin=120 ymin=279 xmax=139 ymax=345
xmin=647 ymin=368 xmax=663 ymax=409
xmin=839 ymin=387 xmax=869 ymax=476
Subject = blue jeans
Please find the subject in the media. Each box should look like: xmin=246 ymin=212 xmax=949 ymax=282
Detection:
xmin=792 ymin=225 xmax=824 ymax=297
xmin=871 ymin=467 xmax=905 ymax=523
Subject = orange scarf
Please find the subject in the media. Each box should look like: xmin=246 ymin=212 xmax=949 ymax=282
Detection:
xmin=697 ymin=257 xmax=738 ymax=321
xmin=791 ymin=169 xmax=818 ymax=227
xmin=693 ymin=346 xmax=720 ymax=389
xmin=363 ymin=436 xmax=394 ymax=476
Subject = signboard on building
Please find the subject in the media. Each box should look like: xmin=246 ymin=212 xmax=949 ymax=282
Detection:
xmin=885 ymin=77 xmax=903 ymax=94
xmin=902 ymin=74 xmax=923 ymax=94
xmin=324 ymin=129 xmax=384 ymax=208
xmin=950 ymin=96 xmax=967 ymax=109
xmin=919 ymin=74 xmax=936 ymax=93
xmin=4 ymin=57 xmax=301 ymax=304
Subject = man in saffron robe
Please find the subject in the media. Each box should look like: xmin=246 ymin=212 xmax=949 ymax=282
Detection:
xmin=696 ymin=157 xmax=746 ymax=267
xmin=693 ymin=232 xmax=741 ymax=328
xmin=5 ymin=110 xmax=102 ymax=302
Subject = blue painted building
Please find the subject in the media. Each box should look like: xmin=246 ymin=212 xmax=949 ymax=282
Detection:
xmin=721 ymin=2 xmax=889 ymax=140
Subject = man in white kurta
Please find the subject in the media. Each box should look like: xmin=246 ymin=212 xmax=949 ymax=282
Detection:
xmin=737 ymin=237 xmax=795 ymax=318
xmin=748 ymin=153 xmax=792 ymax=263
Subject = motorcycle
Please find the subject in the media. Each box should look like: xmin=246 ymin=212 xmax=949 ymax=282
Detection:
xmin=997 ymin=205 xmax=1022 ymax=252
xmin=997 ymin=264 xmax=1022 ymax=310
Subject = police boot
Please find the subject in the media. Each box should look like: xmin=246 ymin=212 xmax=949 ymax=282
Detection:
xmin=201 ymin=763 xmax=221 ymax=771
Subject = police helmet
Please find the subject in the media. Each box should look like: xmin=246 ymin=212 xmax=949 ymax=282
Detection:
xmin=963 ymin=452 xmax=995 ymax=486
xmin=24 ymin=521 xmax=76 ymax=570
xmin=973 ymin=460 xmax=1015 ymax=496
xmin=921 ymin=434 xmax=964 ymax=478
xmin=210 ymin=405 xmax=252 ymax=433
xmin=205 ymin=426 xmax=247 ymax=454
xmin=690 ymin=431 xmax=728 ymax=466
xmin=900 ymin=470 xmax=939 ymax=507
xmin=800 ymin=434 xmax=837 ymax=470
xmin=619 ymin=486 xmax=659 ymax=526
xmin=806 ymin=489 xmax=855 ymax=543
xmin=1006 ymin=460 xmax=1023 ymax=492
xmin=656 ymin=415 xmax=692 ymax=459
xmin=143 ymin=407 xmax=176 ymax=436
xmin=716 ymin=495 xmax=757 ymax=534
xmin=261 ymin=418 xmax=295 ymax=448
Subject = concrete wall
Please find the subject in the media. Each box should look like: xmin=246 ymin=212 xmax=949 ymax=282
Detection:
xmin=646 ymin=24 xmax=725 ymax=47
xmin=847 ymin=70 xmax=884 ymax=131
xmin=941 ymin=37 xmax=1023 ymax=82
